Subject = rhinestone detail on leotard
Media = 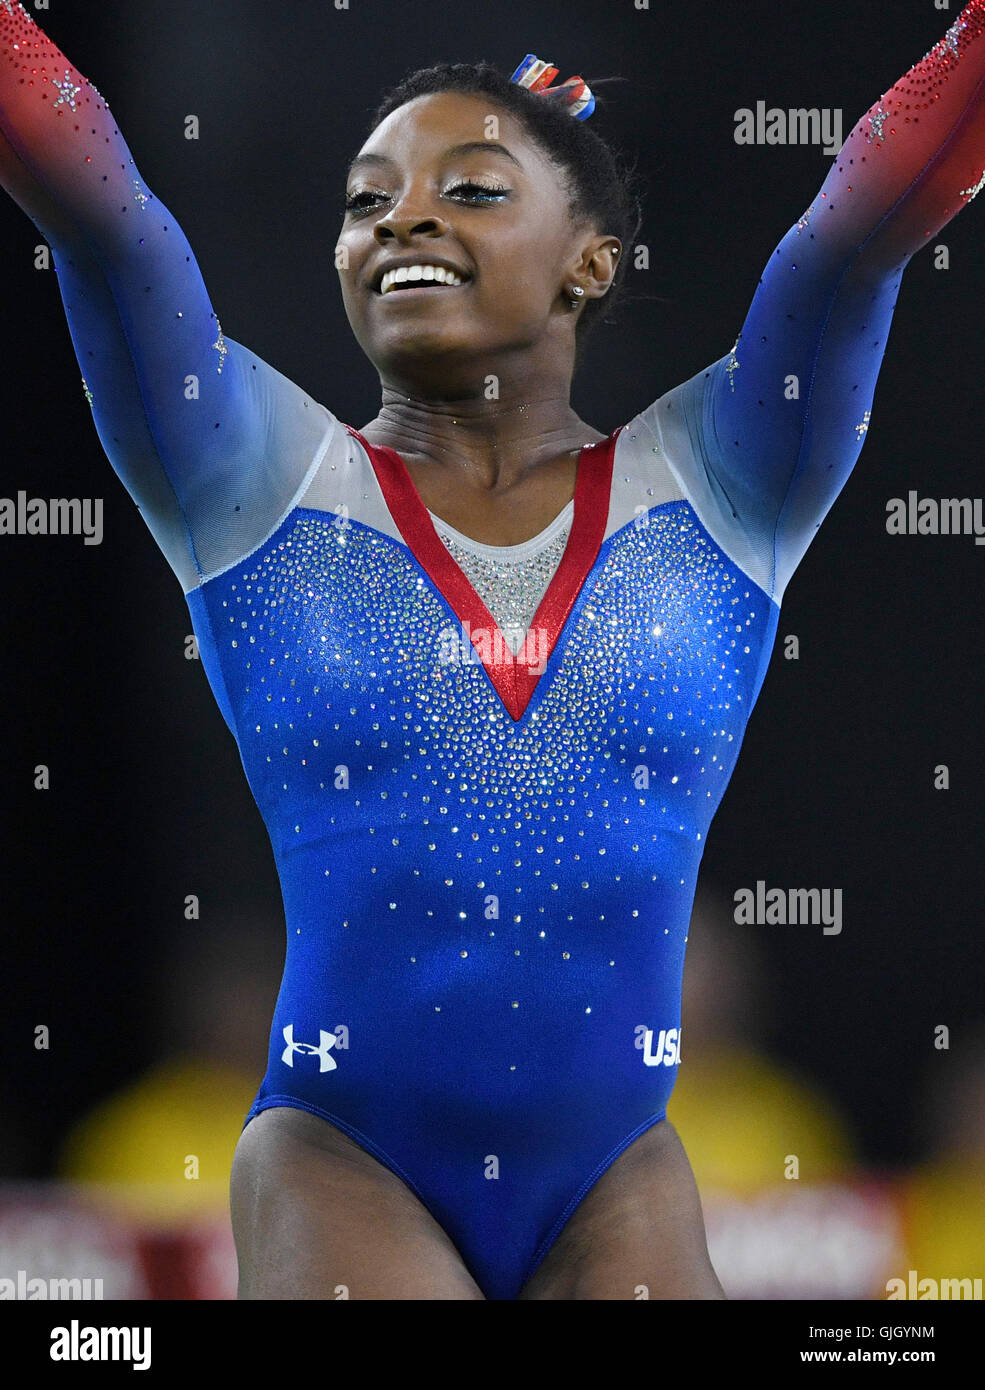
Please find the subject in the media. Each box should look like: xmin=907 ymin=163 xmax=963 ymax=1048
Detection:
xmin=431 ymin=516 xmax=571 ymax=655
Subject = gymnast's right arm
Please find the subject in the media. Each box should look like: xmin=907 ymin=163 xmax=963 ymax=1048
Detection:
xmin=0 ymin=4 xmax=336 ymax=592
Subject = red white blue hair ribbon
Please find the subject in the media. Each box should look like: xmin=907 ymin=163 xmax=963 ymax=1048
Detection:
xmin=508 ymin=55 xmax=596 ymax=120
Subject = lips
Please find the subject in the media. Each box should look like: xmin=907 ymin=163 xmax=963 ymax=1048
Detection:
xmin=374 ymin=262 xmax=471 ymax=294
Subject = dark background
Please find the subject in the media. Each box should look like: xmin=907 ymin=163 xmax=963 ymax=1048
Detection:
xmin=2 ymin=0 xmax=982 ymax=1176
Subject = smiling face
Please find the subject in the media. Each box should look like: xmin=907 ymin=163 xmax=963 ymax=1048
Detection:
xmin=337 ymin=90 xmax=607 ymax=384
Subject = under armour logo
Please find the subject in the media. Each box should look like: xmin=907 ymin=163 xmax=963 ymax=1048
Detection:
xmin=281 ymin=1023 xmax=338 ymax=1072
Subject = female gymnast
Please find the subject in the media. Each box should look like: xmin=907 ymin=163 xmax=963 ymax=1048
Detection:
xmin=3 ymin=1 xmax=985 ymax=1300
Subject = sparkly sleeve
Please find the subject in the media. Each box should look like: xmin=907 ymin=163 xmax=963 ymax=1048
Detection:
xmin=648 ymin=1 xmax=985 ymax=602
xmin=0 ymin=2 xmax=335 ymax=591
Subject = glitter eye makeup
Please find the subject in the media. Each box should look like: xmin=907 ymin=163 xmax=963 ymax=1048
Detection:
xmin=343 ymin=177 xmax=510 ymax=214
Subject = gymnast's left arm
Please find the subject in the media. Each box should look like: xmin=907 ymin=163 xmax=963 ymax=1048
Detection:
xmin=643 ymin=2 xmax=985 ymax=602
xmin=0 ymin=4 xmax=339 ymax=593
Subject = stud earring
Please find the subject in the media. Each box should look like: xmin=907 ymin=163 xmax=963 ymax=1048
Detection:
xmin=568 ymin=285 xmax=586 ymax=309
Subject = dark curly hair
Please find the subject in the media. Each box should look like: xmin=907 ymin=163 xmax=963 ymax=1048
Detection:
xmin=366 ymin=62 xmax=644 ymax=362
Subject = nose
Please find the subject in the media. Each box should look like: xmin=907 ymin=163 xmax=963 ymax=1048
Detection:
xmin=374 ymin=206 xmax=450 ymax=244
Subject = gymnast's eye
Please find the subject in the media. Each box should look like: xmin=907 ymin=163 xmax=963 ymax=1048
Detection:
xmin=343 ymin=180 xmax=510 ymax=214
xmin=442 ymin=180 xmax=511 ymax=203
xmin=343 ymin=187 xmax=390 ymax=213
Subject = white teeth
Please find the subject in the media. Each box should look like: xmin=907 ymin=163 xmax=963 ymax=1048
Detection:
xmin=380 ymin=264 xmax=465 ymax=294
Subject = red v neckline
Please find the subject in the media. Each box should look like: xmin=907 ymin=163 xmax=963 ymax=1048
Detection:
xmin=344 ymin=424 xmax=619 ymax=722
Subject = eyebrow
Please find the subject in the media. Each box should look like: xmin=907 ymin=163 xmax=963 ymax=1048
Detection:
xmin=347 ymin=141 xmax=524 ymax=174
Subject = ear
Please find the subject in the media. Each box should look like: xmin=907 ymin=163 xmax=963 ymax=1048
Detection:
xmin=575 ymin=235 xmax=623 ymax=300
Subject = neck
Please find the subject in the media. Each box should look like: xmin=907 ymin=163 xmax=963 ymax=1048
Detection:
xmin=360 ymin=359 xmax=601 ymax=491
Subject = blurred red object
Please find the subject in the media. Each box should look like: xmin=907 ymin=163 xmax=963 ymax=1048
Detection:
xmin=0 ymin=1184 xmax=237 ymax=1300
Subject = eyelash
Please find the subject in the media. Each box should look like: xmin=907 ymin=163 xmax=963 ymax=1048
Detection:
xmin=343 ymin=180 xmax=510 ymax=213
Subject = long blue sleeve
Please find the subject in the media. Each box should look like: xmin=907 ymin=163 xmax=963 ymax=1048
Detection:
xmin=639 ymin=1 xmax=985 ymax=601
xmin=0 ymin=2 xmax=337 ymax=592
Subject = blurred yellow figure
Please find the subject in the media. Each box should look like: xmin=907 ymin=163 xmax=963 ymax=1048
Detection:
xmin=58 ymin=1057 xmax=258 ymax=1222
xmin=670 ymin=1046 xmax=853 ymax=1194
xmin=669 ymin=887 xmax=855 ymax=1193
xmin=57 ymin=913 xmax=281 ymax=1225
xmin=901 ymin=1164 xmax=985 ymax=1281
xmin=898 ymin=1024 xmax=985 ymax=1283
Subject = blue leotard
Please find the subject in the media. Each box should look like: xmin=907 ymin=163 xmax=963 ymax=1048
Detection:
xmin=5 ymin=1 xmax=985 ymax=1299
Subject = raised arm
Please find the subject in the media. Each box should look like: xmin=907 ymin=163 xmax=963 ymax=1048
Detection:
xmin=0 ymin=3 xmax=336 ymax=592
xmin=639 ymin=1 xmax=985 ymax=602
